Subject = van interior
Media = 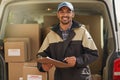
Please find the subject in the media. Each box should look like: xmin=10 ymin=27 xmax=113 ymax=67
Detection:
xmin=1 ymin=1 xmax=115 ymax=80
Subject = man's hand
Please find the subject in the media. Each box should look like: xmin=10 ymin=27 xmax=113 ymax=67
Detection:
xmin=64 ymin=56 xmax=76 ymax=67
xmin=42 ymin=63 xmax=53 ymax=71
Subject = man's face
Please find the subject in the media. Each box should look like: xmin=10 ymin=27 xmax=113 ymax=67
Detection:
xmin=57 ymin=6 xmax=74 ymax=25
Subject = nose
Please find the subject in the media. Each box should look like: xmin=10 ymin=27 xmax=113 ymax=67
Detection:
xmin=61 ymin=12 xmax=69 ymax=16
xmin=63 ymin=12 xmax=68 ymax=16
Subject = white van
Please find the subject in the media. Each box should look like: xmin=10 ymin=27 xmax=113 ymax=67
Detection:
xmin=0 ymin=0 xmax=120 ymax=80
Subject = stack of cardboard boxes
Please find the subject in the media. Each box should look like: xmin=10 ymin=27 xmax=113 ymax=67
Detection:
xmin=4 ymin=24 xmax=47 ymax=80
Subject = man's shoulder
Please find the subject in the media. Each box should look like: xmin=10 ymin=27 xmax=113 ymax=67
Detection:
xmin=75 ymin=24 xmax=86 ymax=30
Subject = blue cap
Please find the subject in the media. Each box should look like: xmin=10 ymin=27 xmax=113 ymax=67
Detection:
xmin=57 ymin=2 xmax=74 ymax=11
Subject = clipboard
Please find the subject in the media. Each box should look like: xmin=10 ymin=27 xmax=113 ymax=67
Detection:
xmin=37 ymin=57 xmax=73 ymax=68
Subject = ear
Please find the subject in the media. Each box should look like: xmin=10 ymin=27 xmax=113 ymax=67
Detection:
xmin=72 ymin=12 xmax=75 ymax=18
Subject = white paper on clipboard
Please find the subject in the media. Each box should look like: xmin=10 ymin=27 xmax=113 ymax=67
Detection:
xmin=37 ymin=57 xmax=73 ymax=68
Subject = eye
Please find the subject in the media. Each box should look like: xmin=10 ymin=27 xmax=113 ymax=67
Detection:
xmin=59 ymin=11 xmax=64 ymax=14
xmin=67 ymin=11 xmax=72 ymax=13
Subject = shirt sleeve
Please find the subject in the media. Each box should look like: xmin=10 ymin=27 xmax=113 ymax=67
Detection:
xmin=75 ymin=26 xmax=99 ymax=67
xmin=36 ymin=32 xmax=51 ymax=72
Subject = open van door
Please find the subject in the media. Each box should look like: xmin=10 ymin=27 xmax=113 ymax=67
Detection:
xmin=114 ymin=0 xmax=120 ymax=50
xmin=103 ymin=0 xmax=120 ymax=80
xmin=112 ymin=0 xmax=120 ymax=80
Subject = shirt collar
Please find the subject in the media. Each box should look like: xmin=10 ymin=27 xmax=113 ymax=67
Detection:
xmin=60 ymin=26 xmax=71 ymax=31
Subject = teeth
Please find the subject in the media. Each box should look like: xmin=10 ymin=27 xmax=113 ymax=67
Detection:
xmin=63 ymin=18 xmax=67 ymax=20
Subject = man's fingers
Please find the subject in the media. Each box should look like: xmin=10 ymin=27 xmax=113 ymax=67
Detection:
xmin=64 ymin=56 xmax=76 ymax=66
xmin=42 ymin=63 xmax=53 ymax=71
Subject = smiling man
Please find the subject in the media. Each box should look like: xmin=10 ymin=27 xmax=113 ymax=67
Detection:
xmin=37 ymin=1 xmax=99 ymax=80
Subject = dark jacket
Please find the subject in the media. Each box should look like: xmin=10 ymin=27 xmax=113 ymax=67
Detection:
xmin=37 ymin=21 xmax=99 ymax=80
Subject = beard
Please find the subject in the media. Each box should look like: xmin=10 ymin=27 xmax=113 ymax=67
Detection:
xmin=60 ymin=20 xmax=70 ymax=25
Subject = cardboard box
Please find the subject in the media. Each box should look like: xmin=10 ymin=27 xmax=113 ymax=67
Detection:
xmin=4 ymin=38 xmax=31 ymax=61
xmin=5 ymin=41 xmax=27 ymax=62
xmin=24 ymin=60 xmax=37 ymax=67
xmin=5 ymin=24 xmax=41 ymax=60
xmin=8 ymin=62 xmax=24 ymax=80
xmin=23 ymin=61 xmax=47 ymax=80
xmin=44 ymin=16 xmax=59 ymax=27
